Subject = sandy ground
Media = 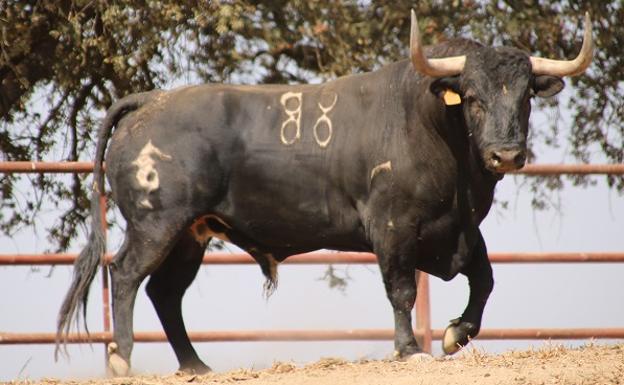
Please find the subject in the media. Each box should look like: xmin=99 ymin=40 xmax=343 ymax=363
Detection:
xmin=7 ymin=343 xmax=624 ymax=385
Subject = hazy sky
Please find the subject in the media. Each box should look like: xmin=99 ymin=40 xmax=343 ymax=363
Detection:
xmin=1 ymin=93 xmax=623 ymax=381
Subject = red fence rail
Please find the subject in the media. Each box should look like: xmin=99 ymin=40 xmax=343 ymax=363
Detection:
xmin=2 ymin=251 xmax=624 ymax=266
xmin=1 ymin=162 xmax=623 ymax=361
xmin=2 ymin=162 xmax=624 ymax=175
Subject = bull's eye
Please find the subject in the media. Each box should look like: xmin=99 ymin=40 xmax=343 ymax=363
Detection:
xmin=468 ymin=98 xmax=485 ymax=121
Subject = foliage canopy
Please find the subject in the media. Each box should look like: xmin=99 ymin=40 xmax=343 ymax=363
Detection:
xmin=0 ymin=1 xmax=622 ymax=250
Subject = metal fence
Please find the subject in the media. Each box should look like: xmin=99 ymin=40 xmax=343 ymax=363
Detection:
xmin=1 ymin=162 xmax=624 ymax=358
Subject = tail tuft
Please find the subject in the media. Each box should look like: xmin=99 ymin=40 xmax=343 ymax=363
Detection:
xmin=55 ymin=193 xmax=105 ymax=360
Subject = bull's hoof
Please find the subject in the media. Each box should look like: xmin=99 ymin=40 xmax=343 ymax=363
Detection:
xmin=392 ymin=349 xmax=432 ymax=362
xmin=178 ymin=362 xmax=212 ymax=375
xmin=442 ymin=318 xmax=478 ymax=355
xmin=107 ymin=342 xmax=130 ymax=376
xmin=405 ymin=352 xmax=434 ymax=363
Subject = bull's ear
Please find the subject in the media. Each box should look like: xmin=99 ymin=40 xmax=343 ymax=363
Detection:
xmin=430 ymin=76 xmax=461 ymax=97
xmin=533 ymin=75 xmax=564 ymax=98
xmin=430 ymin=76 xmax=462 ymax=105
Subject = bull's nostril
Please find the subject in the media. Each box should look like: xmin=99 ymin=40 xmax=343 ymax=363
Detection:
xmin=514 ymin=152 xmax=526 ymax=167
xmin=488 ymin=149 xmax=525 ymax=171
xmin=490 ymin=152 xmax=502 ymax=166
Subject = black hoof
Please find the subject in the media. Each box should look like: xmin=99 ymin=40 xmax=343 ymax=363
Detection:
xmin=442 ymin=318 xmax=479 ymax=355
xmin=404 ymin=352 xmax=434 ymax=363
xmin=178 ymin=361 xmax=212 ymax=375
xmin=392 ymin=343 xmax=423 ymax=360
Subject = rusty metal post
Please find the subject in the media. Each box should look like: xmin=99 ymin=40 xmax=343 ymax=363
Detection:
xmin=414 ymin=271 xmax=432 ymax=353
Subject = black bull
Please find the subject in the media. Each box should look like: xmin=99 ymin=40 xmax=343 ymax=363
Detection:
xmin=56 ymin=12 xmax=592 ymax=375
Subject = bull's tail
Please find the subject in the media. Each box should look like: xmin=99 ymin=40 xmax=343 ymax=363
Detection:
xmin=55 ymin=92 xmax=158 ymax=359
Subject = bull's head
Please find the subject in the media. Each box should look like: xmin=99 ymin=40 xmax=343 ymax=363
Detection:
xmin=410 ymin=11 xmax=593 ymax=174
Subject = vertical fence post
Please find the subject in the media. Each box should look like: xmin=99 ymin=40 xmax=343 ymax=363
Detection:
xmin=415 ymin=271 xmax=432 ymax=353
xmin=99 ymin=192 xmax=111 ymax=367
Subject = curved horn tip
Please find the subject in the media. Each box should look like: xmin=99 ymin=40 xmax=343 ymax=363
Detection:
xmin=529 ymin=11 xmax=594 ymax=77
xmin=409 ymin=8 xmax=465 ymax=77
xmin=583 ymin=11 xmax=592 ymax=41
xmin=583 ymin=12 xmax=592 ymax=38
xmin=580 ymin=11 xmax=594 ymax=66
xmin=410 ymin=10 xmax=419 ymax=39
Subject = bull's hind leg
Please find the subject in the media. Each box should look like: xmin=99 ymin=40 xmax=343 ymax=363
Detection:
xmin=108 ymin=222 xmax=186 ymax=376
xmin=145 ymin=231 xmax=210 ymax=374
xmin=442 ymin=232 xmax=494 ymax=354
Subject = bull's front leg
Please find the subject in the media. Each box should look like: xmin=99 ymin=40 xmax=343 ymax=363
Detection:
xmin=442 ymin=231 xmax=494 ymax=354
xmin=377 ymin=253 xmax=425 ymax=359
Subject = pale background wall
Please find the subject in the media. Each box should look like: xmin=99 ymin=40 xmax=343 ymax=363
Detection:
xmin=1 ymin=89 xmax=622 ymax=381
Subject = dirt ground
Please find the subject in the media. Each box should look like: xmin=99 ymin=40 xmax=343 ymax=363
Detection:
xmin=7 ymin=343 xmax=624 ymax=385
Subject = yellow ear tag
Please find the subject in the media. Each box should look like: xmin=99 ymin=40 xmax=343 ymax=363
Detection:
xmin=443 ymin=90 xmax=462 ymax=106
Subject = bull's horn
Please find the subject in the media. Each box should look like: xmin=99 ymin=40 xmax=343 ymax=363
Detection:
xmin=410 ymin=9 xmax=465 ymax=77
xmin=530 ymin=12 xmax=593 ymax=77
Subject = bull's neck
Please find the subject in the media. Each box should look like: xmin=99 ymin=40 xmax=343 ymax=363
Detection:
xmin=398 ymin=62 xmax=499 ymax=221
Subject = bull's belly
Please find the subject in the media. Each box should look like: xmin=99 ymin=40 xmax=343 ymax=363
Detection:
xmin=234 ymin=217 xmax=368 ymax=254
xmin=204 ymin=194 xmax=370 ymax=257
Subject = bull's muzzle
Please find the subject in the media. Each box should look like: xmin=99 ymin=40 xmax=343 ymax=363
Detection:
xmin=485 ymin=148 xmax=526 ymax=173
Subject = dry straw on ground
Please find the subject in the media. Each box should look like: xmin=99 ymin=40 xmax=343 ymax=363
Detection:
xmin=8 ymin=343 xmax=624 ymax=385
